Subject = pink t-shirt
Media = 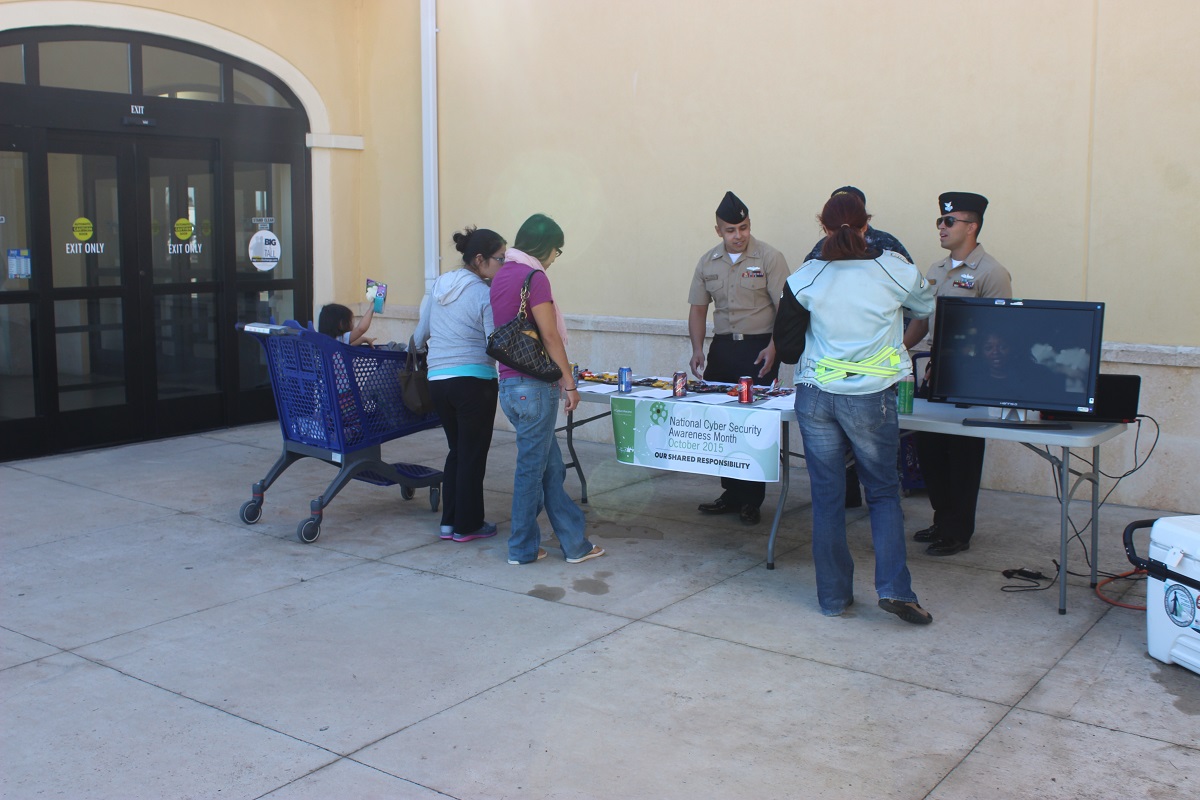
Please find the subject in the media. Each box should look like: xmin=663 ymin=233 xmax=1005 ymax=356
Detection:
xmin=489 ymin=263 xmax=555 ymax=381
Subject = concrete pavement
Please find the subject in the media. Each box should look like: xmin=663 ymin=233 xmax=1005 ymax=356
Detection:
xmin=1 ymin=423 xmax=1196 ymax=799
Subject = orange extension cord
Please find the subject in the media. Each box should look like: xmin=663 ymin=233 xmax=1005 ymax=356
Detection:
xmin=1095 ymin=569 xmax=1148 ymax=610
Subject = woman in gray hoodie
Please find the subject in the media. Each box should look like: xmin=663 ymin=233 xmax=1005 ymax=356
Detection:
xmin=412 ymin=227 xmax=506 ymax=542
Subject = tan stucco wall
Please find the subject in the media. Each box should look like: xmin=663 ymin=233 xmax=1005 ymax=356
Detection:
xmin=1088 ymin=3 xmax=1199 ymax=345
xmin=357 ymin=0 xmax=425 ymax=308
xmin=433 ymin=0 xmax=1198 ymax=347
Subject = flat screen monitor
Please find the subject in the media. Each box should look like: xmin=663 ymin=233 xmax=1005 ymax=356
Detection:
xmin=927 ymin=297 xmax=1105 ymax=430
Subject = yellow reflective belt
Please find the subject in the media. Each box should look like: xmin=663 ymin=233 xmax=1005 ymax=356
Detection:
xmin=815 ymin=347 xmax=901 ymax=384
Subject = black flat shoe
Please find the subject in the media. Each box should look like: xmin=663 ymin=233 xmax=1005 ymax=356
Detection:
xmin=739 ymin=505 xmax=761 ymax=525
xmin=698 ymin=497 xmax=739 ymax=515
xmin=912 ymin=524 xmax=939 ymax=543
xmin=926 ymin=539 xmax=970 ymax=556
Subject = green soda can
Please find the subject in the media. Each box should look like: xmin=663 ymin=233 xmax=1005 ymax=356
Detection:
xmin=897 ymin=375 xmax=915 ymax=414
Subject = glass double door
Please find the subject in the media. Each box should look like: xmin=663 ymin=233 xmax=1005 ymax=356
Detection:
xmin=0 ymin=130 xmax=302 ymax=459
xmin=47 ymin=135 xmax=222 ymax=448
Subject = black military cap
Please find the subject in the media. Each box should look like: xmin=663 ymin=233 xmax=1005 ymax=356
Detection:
xmin=716 ymin=191 xmax=749 ymax=223
xmin=938 ymin=191 xmax=988 ymax=218
xmin=831 ymin=186 xmax=866 ymax=205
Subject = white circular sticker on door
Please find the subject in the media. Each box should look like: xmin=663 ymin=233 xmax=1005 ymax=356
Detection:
xmin=248 ymin=229 xmax=281 ymax=272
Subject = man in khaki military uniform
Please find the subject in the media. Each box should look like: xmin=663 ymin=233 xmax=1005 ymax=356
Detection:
xmin=903 ymin=191 xmax=1012 ymax=556
xmin=687 ymin=191 xmax=790 ymax=525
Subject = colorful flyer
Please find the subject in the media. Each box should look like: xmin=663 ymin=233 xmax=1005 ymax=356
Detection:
xmin=7 ymin=249 xmax=32 ymax=280
xmin=362 ymin=283 xmax=386 ymax=304
xmin=366 ymin=279 xmax=387 ymax=308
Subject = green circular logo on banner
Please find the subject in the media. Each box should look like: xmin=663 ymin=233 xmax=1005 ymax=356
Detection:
xmin=174 ymin=218 xmax=194 ymax=240
xmin=649 ymin=401 xmax=669 ymax=425
xmin=72 ymin=217 xmax=94 ymax=241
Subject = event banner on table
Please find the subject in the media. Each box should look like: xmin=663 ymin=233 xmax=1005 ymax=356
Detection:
xmin=610 ymin=396 xmax=780 ymax=482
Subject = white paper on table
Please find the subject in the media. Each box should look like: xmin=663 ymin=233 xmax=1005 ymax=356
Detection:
xmin=577 ymin=383 xmax=620 ymax=394
xmin=635 ymin=388 xmax=673 ymax=399
xmin=678 ymin=392 xmax=739 ymax=405
xmin=759 ymin=394 xmax=796 ymax=411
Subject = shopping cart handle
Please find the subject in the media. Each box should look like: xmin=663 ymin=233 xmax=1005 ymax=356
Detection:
xmin=1124 ymin=518 xmax=1200 ymax=592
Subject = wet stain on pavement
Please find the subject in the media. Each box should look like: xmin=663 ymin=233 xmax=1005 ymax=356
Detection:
xmin=572 ymin=577 xmax=609 ymax=595
xmin=1152 ymin=661 xmax=1200 ymax=715
xmin=528 ymin=584 xmax=566 ymax=602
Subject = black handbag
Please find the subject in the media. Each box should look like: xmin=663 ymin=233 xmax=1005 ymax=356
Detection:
xmin=399 ymin=345 xmax=435 ymax=415
xmin=486 ymin=270 xmax=563 ymax=382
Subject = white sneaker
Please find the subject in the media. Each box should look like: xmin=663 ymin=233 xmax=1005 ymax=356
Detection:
xmin=566 ymin=546 xmax=606 ymax=564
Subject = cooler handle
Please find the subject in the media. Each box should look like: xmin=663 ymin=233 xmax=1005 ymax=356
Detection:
xmin=1124 ymin=518 xmax=1200 ymax=592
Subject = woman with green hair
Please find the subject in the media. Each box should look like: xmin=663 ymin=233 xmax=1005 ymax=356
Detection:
xmin=489 ymin=214 xmax=604 ymax=566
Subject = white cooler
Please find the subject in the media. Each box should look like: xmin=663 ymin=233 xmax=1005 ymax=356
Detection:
xmin=1125 ymin=515 xmax=1200 ymax=675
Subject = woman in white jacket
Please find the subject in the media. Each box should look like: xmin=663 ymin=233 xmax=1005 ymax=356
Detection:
xmin=412 ymin=227 xmax=506 ymax=542
xmin=773 ymin=193 xmax=936 ymax=625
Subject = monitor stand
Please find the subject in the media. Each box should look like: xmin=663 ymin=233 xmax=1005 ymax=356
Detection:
xmin=962 ymin=407 xmax=1073 ymax=431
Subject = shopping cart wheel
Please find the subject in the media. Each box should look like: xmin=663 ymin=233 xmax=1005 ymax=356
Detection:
xmin=239 ymin=500 xmax=263 ymax=525
xmin=297 ymin=518 xmax=321 ymax=543
xmin=429 ymin=486 xmax=440 ymax=512
xmin=400 ymin=485 xmax=416 ymax=501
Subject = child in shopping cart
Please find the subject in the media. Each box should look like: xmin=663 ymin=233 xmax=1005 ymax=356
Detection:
xmin=318 ymin=295 xmax=376 ymax=346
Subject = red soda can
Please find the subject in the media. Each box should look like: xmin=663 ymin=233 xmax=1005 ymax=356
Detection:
xmin=672 ymin=371 xmax=687 ymax=397
xmin=738 ymin=376 xmax=753 ymax=403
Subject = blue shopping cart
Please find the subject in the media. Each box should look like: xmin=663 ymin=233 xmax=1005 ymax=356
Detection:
xmin=237 ymin=321 xmax=443 ymax=543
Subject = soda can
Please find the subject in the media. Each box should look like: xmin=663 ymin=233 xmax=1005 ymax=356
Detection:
xmin=738 ymin=376 xmax=754 ymax=403
xmin=569 ymin=362 xmax=580 ymax=382
xmin=897 ymin=375 xmax=915 ymax=414
xmin=618 ymin=366 xmax=633 ymax=393
xmin=672 ymin=371 xmax=688 ymax=397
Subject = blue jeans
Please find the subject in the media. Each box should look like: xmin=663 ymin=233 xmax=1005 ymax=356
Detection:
xmin=499 ymin=378 xmax=594 ymax=563
xmin=794 ymin=383 xmax=917 ymax=614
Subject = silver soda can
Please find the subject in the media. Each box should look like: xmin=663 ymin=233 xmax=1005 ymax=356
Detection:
xmin=618 ymin=366 xmax=632 ymax=393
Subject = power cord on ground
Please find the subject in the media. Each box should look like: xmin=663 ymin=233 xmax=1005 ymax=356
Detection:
xmin=1000 ymin=565 xmax=1058 ymax=593
xmin=1093 ymin=568 xmax=1148 ymax=610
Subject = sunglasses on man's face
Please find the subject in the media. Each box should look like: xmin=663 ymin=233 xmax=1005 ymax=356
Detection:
xmin=936 ymin=215 xmax=973 ymax=228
